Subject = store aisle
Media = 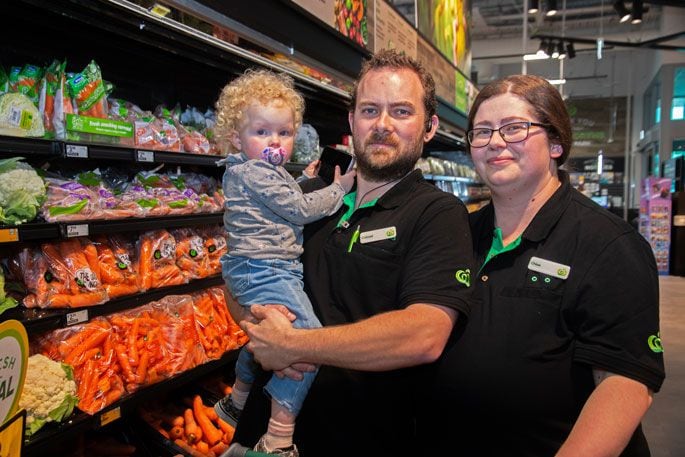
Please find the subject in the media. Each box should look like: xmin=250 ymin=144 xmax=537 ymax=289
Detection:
xmin=642 ymin=275 xmax=685 ymax=457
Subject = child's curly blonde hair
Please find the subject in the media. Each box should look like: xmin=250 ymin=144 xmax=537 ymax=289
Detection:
xmin=215 ymin=69 xmax=305 ymax=153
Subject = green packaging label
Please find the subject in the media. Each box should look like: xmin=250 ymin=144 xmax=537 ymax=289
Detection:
xmin=19 ymin=110 xmax=34 ymax=130
xmin=66 ymin=114 xmax=133 ymax=137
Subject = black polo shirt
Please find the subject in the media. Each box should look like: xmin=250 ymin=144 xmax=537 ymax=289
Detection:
xmin=419 ymin=172 xmax=665 ymax=456
xmin=234 ymin=170 xmax=474 ymax=457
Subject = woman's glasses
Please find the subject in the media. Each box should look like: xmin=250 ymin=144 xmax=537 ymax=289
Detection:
xmin=466 ymin=121 xmax=549 ymax=148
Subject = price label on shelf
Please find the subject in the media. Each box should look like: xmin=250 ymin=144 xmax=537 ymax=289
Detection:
xmin=65 ymin=224 xmax=89 ymax=238
xmin=136 ymin=150 xmax=155 ymax=163
xmin=65 ymin=310 xmax=89 ymax=326
xmin=675 ymin=215 xmax=685 ymax=227
xmin=0 ymin=228 xmax=19 ymax=243
xmin=100 ymin=406 xmax=121 ymax=426
xmin=65 ymin=144 xmax=89 ymax=158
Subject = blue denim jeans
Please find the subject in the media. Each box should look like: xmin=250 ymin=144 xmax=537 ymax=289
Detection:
xmin=221 ymin=254 xmax=321 ymax=416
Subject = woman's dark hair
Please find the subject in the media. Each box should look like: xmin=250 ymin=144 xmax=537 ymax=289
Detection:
xmin=350 ymin=49 xmax=437 ymax=122
xmin=467 ymin=74 xmax=572 ymax=166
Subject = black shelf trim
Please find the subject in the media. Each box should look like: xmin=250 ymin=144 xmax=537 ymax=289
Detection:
xmin=24 ymin=349 xmax=238 ymax=457
xmin=1 ymin=213 xmax=223 ymax=245
xmin=0 ymin=135 xmax=61 ymax=158
xmin=3 ymin=276 xmax=224 ymax=337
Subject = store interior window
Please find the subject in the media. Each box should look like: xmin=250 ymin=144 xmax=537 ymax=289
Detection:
xmin=643 ymin=73 xmax=661 ymax=131
xmin=672 ymin=67 xmax=685 ymax=121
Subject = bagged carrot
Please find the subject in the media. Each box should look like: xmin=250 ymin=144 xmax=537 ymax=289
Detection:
xmin=10 ymin=246 xmax=66 ymax=308
xmin=12 ymin=64 xmax=43 ymax=106
xmin=67 ymin=60 xmax=108 ymax=118
xmin=94 ymin=234 xmax=140 ymax=298
xmin=151 ymin=294 xmax=207 ymax=375
xmin=39 ymin=60 xmax=61 ymax=137
xmin=137 ymin=229 xmax=186 ymax=291
xmin=196 ymin=225 xmax=227 ymax=275
xmin=171 ymin=228 xmax=211 ymax=280
xmin=53 ymin=60 xmax=74 ymax=140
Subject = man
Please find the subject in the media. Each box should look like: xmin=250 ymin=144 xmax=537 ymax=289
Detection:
xmin=231 ymin=49 xmax=474 ymax=457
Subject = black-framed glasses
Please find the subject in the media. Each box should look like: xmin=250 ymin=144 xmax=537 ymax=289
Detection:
xmin=466 ymin=121 xmax=549 ymax=147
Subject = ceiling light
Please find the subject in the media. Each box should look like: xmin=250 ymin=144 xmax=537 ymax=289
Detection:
xmin=537 ymin=40 xmax=549 ymax=56
xmin=632 ymin=0 xmax=643 ymax=24
xmin=546 ymin=0 xmax=558 ymax=16
xmin=613 ymin=1 xmax=631 ymax=23
xmin=529 ymin=0 xmax=540 ymax=14
xmin=547 ymin=79 xmax=567 ymax=85
xmin=546 ymin=40 xmax=556 ymax=56
xmin=552 ymin=41 xmax=560 ymax=58
xmin=524 ymin=53 xmax=551 ymax=61
xmin=566 ymin=42 xmax=576 ymax=59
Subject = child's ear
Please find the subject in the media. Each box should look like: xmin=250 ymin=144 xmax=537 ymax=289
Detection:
xmin=229 ymin=130 xmax=242 ymax=152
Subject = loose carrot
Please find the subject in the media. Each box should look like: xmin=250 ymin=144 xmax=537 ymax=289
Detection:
xmin=211 ymin=442 xmax=229 ymax=454
xmin=169 ymin=425 xmax=184 ymax=440
xmin=195 ymin=441 xmax=210 ymax=454
xmin=174 ymin=439 xmax=205 ymax=457
xmin=193 ymin=395 xmax=222 ymax=446
xmin=184 ymin=408 xmax=200 ymax=444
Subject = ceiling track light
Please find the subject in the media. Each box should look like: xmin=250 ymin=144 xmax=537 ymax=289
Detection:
xmin=613 ymin=1 xmax=631 ymax=23
xmin=566 ymin=42 xmax=576 ymax=59
xmin=632 ymin=0 xmax=644 ymax=24
xmin=538 ymin=39 xmax=549 ymax=56
xmin=529 ymin=0 xmax=540 ymax=14
xmin=546 ymin=0 xmax=558 ymax=17
xmin=556 ymin=41 xmax=567 ymax=59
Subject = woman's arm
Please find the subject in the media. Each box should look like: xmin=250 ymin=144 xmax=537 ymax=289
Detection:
xmin=555 ymin=370 xmax=653 ymax=457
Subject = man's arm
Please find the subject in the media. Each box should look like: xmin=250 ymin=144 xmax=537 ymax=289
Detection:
xmin=555 ymin=371 xmax=653 ymax=457
xmin=243 ymin=302 xmax=458 ymax=371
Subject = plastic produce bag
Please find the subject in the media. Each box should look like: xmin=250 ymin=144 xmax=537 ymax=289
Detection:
xmin=93 ymin=234 xmax=140 ymax=298
xmin=171 ymin=228 xmax=211 ymax=280
xmin=0 ymin=92 xmax=45 ymax=137
xmin=42 ymin=176 xmax=102 ymax=222
xmin=137 ymin=229 xmax=187 ymax=291
xmin=192 ymin=287 xmax=245 ymax=360
xmin=0 ymin=157 xmax=46 ymax=225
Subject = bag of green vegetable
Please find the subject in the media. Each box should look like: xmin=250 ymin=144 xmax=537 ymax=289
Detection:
xmin=0 ymin=157 xmax=47 ymax=225
xmin=18 ymin=354 xmax=78 ymax=436
xmin=0 ymin=92 xmax=46 ymax=137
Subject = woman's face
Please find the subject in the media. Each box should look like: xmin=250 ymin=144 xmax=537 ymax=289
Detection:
xmin=470 ymin=93 xmax=561 ymax=194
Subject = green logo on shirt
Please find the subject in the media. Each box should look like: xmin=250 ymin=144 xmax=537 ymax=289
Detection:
xmin=648 ymin=333 xmax=664 ymax=353
xmin=455 ymin=269 xmax=471 ymax=287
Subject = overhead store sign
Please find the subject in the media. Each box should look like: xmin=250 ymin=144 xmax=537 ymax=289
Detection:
xmin=291 ymin=0 xmax=370 ymax=48
xmin=374 ymin=0 xmax=417 ymax=58
xmin=417 ymin=36 xmax=456 ymax=107
xmin=417 ymin=0 xmax=471 ymax=75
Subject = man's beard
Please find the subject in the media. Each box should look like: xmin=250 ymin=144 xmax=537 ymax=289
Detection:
xmin=353 ymin=131 xmax=423 ymax=182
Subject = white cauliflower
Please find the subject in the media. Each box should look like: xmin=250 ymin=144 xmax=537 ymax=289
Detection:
xmin=19 ymin=354 xmax=78 ymax=436
xmin=0 ymin=157 xmax=46 ymax=225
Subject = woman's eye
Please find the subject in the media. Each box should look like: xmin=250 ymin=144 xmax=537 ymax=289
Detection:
xmin=474 ymin=129 xmax=491 ymax=138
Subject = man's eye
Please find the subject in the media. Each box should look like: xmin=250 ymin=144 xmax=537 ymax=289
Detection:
xmin=360 ymin=107 xmax=377 ymax=115
xmin=394 ymin=108 xmax=411 ymax=116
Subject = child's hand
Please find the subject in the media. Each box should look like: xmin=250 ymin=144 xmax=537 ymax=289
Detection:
xmin=334 ymin=165 xmax=356 ymax=193
xmin=302 ymin=159 xmax=321 ymax=179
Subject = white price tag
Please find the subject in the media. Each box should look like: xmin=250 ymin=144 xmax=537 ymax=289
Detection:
xmin=136 ymin=150 xmax=155 ymax=162
xmin=65 ymin=309 xmax=89 ymax=326
xmin=674 ymin=215 xmax=685 ymax=227
xmin=65 ymin=144 xmax=89 ymax=158
xmin=65 ymin=224 xmax=89 ymax=238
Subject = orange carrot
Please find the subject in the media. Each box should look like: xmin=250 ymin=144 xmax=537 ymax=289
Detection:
xmin=193 ymin=395 xmax=222 ymax=446
xmin=184 ymin=408 xmax=200 ymax=444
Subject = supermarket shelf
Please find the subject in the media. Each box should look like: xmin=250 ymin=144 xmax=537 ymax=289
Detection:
xmin=24 ymin=349 xmax=238 ymax=457
xmin=3 ymin=275 xmax=224 ymax=336
xmin=0 ymin=213 xmax=223 ymax=245
xmin=0 ymin=136 xmax=61 ymax=158
xmin=0 ymin=135 xmax=226 ymax=167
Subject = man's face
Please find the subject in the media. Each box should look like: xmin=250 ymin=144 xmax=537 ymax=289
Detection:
xmin=349 ymin=68 xmax=435 ymax=182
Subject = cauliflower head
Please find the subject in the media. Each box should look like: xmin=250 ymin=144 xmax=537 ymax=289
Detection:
xmin=19 ymin=354 xmax=78 ymax=436
xmin=0 ymin=158 xmax=46 ymax=225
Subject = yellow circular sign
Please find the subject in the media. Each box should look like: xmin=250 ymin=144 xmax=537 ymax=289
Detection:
xmin=0 ymin=320 xmax=28 ymax=425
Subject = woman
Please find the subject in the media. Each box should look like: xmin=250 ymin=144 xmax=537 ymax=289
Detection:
xmin=419 ymin=75 xmax=665 ymax=456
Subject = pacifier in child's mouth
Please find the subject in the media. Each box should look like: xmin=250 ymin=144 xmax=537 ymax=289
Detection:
xmin=261 ymin=147 xmax=287 ymax=166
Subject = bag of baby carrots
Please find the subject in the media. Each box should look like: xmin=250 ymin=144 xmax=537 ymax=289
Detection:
xmin=196 ymin=225 xmax=227 ymax=275
xmin=67 ymin=60 xmax=108 ymax=119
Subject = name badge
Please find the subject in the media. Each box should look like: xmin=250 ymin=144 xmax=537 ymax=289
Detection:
xmin=360 ymin=226 xmax=397 ymax=244
xmin=527 ymin=256 xmax=571 ymax=280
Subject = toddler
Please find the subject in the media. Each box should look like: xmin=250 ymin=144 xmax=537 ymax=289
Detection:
xmin=214 ymin=69 xmax=355 ymax=456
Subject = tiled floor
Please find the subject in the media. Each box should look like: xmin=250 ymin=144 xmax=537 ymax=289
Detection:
xmin=642 ymin=275 xmax=685 ymax=457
